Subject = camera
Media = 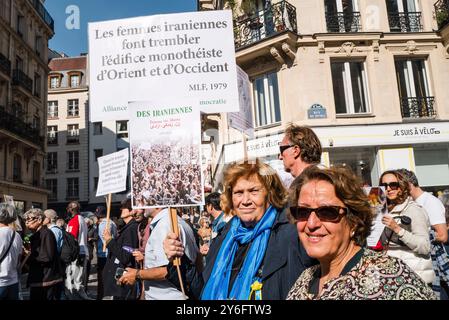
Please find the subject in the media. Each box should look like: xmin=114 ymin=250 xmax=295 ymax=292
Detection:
xmin=114 ymin=267 xmax=126 ymax=280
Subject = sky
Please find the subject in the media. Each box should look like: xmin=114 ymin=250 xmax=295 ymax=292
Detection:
xmin=45 ymin=0 xmax=197 ymax=57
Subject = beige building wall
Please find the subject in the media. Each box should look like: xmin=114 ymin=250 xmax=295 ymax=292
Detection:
xmin=0 ymin=0 xmax=54 ymax=212
xmin=201 ymin=0 xmax=449 ymax=190
xmin=46 ymin=56 xmax=89 ymax=213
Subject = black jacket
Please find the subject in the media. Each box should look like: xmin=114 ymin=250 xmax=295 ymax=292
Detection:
xmin=168 ymin=208 xmax=317 ymax=300
xmin=103 ymin=219 xmax=139 ymax=299
xmin=27 ymin=226 xmax=63 ymax=287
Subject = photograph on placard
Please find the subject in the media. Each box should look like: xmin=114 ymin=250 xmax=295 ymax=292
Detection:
xmin=129 ymin=100 xmax=204 ymax=208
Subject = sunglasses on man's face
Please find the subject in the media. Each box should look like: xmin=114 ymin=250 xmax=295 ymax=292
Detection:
xmin=279 ymin=144 xmax=295 ymax=155
xmin=380 ymin=182 xmax=400 ymax=190
xmin=25 ymin=217 xmax=38 ymax=223
xmin=289 ymin=206 xmax=349 ymax=222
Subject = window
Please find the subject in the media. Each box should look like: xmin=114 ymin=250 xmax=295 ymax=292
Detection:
xmin=67 ymin=151 xmax=79 ymax=171
xmin=46 ymin=179 xmax=57 ymax=200
xmin=67 ymin=124 xmax=79 ymax=144
xmin=32 ymin=115 xmax=40 ymax=131
xmin=394 ymin=58 xmax=435 ymax=118
xmin=46 ymin=152 xmax=57 ymax=173
xmin=331 ymin=61 xmax=370 ymax=115
xmin=325 ymin=0 xmax=361 ymax=32
xmin=94 ymin=149 xmax=103 ymax=162
xmin=67 ymin=99 xmax=79 ymax=117
xmin=35 ymin=35 xmax=42 ymax=57
xmin=12 ymin=102 xmax=24 ymax=120
xmin=13 ymin=154 xmax=22 ymax=182
xmin=32 ymin=161 xmax=40 ymax=187
xmin=67 ymin=178 xmax=79 ymax=199
xmin=253 ymin=72 xmax=281 ymax=127
xmin=15 ymin=56 xmax=23 ymax=71
xmin=70 ymin=74 xmax=80 ymax=87
xmin=93 ymin=122 xmax=103 ymax=135
xmin=94 ymin=177 xmax=99 ymax=191
xmin=47 ymin=125 xmax=58 ymax=145
xmin=116 ymin=121 xmax=129 ymax=138
xmin=17 ymin=15 xmax=25 ymax=37
xmin=34 ymin=73 xmax=41 ymax=98
xmin=49 ymin=75 xmax=60 ymax=88
xmin=48 ymin=101 xmax=58 ymax=118
xmin=386 ymin=0 xmax=422 ymax=32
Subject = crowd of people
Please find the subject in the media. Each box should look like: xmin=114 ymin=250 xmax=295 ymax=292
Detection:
xmin=1 ymin=124 xmax=448 ymax=300
xmin=131 ymin=143 xmax=202 ymax=207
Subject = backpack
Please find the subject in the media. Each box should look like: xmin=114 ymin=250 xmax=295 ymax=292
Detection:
xmin=60 ymin=228 xmax=79 ymax=264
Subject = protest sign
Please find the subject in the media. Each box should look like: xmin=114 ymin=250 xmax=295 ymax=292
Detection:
xmin=96 ymin=148 xmax=129 ymax=197
xmin=88 ymin=10 xmax=239 ymax=121
xmin=3 ymin=195 xmax=15 ymax=207
xmin=129 ymin=100 xmax=204 ymax=208
xmin=363 ymin=186 xmax=387 ymax=247
xmin=228 ymin=66 xmax=254 ymax=138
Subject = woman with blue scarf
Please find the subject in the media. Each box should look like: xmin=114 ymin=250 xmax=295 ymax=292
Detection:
xmin=164 ymin=160 xmax=315 ymax=300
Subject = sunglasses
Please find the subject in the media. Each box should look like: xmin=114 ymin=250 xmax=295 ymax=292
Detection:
xmin=279 ymin=144 xmax=295 ymax=155
xmin=289 ymin=206 xmax=349 ymax=222
xmin=380 ymin=182 xmax=400 ymax=190
xmin=25 ymin=217 xmax=38 ymax=222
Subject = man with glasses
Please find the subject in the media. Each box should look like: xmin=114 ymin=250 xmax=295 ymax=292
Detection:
xmin=278 ymin=124 xmax=322 ymax=179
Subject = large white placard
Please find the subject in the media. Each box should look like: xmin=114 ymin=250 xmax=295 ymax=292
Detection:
xmin=228 ymin=66 xmax=254 ymax=138
xmin=88 ymin=10 xmax=239 ymax=121
xmin=96 ymin=148 xmax=129 ymax=196
xmin=129 ymin=100 xmax=204 ymax=208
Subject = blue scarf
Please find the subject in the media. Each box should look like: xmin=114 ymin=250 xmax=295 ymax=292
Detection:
xmin=201 ymin=205 xmax=277 ymax=300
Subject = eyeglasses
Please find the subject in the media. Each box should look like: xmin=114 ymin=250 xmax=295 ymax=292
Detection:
xmin=279 ymin=144 xmax=295 ymax=155
xmin=380 ymin=182 xmax=400 ymax=190
xmin=25 ymin=217 xmax=38 ymax=222
xmin=289 ymin=206 xmax=348 ymax=222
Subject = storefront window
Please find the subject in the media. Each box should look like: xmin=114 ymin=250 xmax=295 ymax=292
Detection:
xmin=328 ymin=148 xmax=376 ymax=186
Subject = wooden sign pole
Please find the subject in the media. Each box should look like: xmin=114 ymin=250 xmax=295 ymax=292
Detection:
xmin=242 ymin=131 xmax=248 ymax=162
xmin=103 ymin=193 xmax=112 ymax=251
xmin=169 ymin=207 xmax=186 ymax=297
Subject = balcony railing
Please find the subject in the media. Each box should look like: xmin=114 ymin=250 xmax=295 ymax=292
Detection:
xmin=234 ymin=0 xmax=297 ymax=49
xmin=28 ymin=0 xmax=54 ymax=32
xmin=12 ymin=69 xmax=33 ymax=93
xmin=401 ymin=97 xmax=436 ymax=119
xmin=326 ymin=12 xmax=361 ymax=32
xmin=435 ymin=0 xmax=449 ymax=29
xmin=388 ymin=12 xmax=422 ymax=32
xmin=47 ymin=135 xmax=58 ymax=145
xmin=0 ymin=52 xmax=11 ymax=76
xmin=67 ymin=134 xmax=80 ymax=144
xmin=0 ymin=106 xmax=44 ymax=147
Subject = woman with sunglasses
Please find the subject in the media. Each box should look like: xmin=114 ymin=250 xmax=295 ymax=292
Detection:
xmin=379 ymin=170 xmax=434 ymax=286
xmin=163 ymin=160 xmax=315 ymax=300
xmin=287 ymin=166 xmax=435 ymax=299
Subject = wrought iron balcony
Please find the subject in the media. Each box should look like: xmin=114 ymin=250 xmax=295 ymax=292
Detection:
xmin=326 ymin=12 xmax=361 ymax=32
xmin=28 ymin=0 xmax=54 ymax=32
xmin=234 ymin=0 xmax=297 ymax=49
xmin=47 ymin=135 xmax=58 ymax=145
xmin=67 ymin=133 xmax=80 ymax=144
xmin=12 ymin=69 xmax=33 ymax=93
xmin=0 ymin=106 xmax=44 ymax=147
xmin=0 ymin=52 xmax=11 ymax=76
xmin=388 ymin=12 xmax=422 ymax=32
xmin=435 ymin=0 xmax=449 ymax=29
xmin=400 ymin=97 xmax=436 ymax=119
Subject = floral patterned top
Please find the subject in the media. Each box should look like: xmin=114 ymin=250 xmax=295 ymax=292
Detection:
xmin=286 ymin=249 xmax=436 ymax=300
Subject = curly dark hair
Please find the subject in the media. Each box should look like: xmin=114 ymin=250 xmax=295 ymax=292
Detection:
xmin=284 ymin=123 xmax=322 ymax=164
xmin=288 ymin=166 xmax=374 ymax=246
xmin=221 ymin=160 xmax=288 ymax=216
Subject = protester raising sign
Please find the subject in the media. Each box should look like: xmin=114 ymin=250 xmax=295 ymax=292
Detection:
xmin=88 ymin=10 xmax=239 ymax=122
xmin=129 ymin=100 xmax=204 ymax=209
xmin=96 ymin=148 xmax=129 ymax=197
